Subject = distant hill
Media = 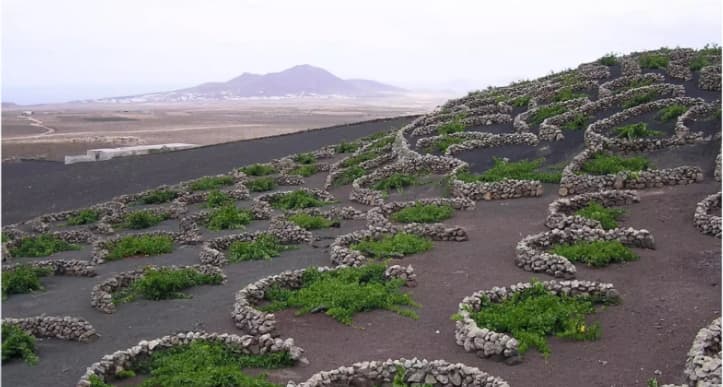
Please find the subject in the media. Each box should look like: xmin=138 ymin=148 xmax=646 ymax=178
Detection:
xmin=94 ymin=65 xmax=405 ymax=103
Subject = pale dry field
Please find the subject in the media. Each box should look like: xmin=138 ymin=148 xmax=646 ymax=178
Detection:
xmin=1 ymin=94 xmax=448 ymax=161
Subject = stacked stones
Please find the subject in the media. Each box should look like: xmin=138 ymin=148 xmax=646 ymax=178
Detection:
xmin=449 ymin=176 xmax=544 ymax=201
xmin=415 ymin=132 xmax=538 ymax=156
xmin=598 ymin=73 xmax=665 ymax=97
xmin=676 ymin=102 xmax=722 ymax=140
xmin=4 ymin=229 xmax=96 ymax=260
xmin=621 ymin=57 xmax=642 ymax=76
xmin=545 ymin=190 xmax=640 ymax=230
xmin=699 ymin=65 xmax=722 ymax=91
xmin=3 ymin=259 xmax=97 ymax=277
xmin=90 ymin=230 xmax=186 ymax=265
xmin=76 ymin=332 xmax=304 ymax=387
xmin=90 ymin=264 xmax=225 ymax=313
xmin=514 ymin=97 xmax=589 ymax=133
xmin=286 ymin=358 xmax=510 ymax=387
xmin=455 ymin=280 xmax=620 ymax=363
xmin=255 ymin=188 xmax=336 ymax=206
xmin=694 ymin=192 xmax=722 ymax=238
xmin=26 ymin=201 xmax=124 ymax=235
xmin=2 ymin=316 xmax=97 ymax=342
xmin=684 ymin=318 xmax=722 ymax=386
xmin=716 ymin=153 xmax=721 ymax=182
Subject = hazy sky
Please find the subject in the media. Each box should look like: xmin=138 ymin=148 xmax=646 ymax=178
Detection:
xmin=2 ymin=0 xmax=721 ymax=104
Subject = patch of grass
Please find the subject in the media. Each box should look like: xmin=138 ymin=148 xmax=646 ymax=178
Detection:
xmin=620 ymin=77 xmax=655 ymax=92
xmin=529 ymin=104 xmax=567 ymax=126
xmin=581 ymin=153 xmax=650 ymax=175
xmin=657 ymin=104 xmax=687 ymax=122
xmin=390 ymin=204 xmax=454 ymax=223
xmin=112 ymin=266 xmax=223 ymax=304
xmin=2 ymin=323 xmax=38 ymax=365
xmin=561 ymin=113 xmax=589 ymax=131
xmin=456 ymin=158 xmax=561 ymax=183
xmin=368 ymin=135 xmax=396 ymax=150
xmin=351 ymin=233 xmax=432 ymax=259
xmin=2 ymin=265 xmax=53 ymax=299
xmin=122 ymin=211 xmax=168 ymax=229
xmin=131 ymin=341 xmax=292 ymax=387
xmin=240 ymin=163 xmax=276 ymax=176
xmin=553 ymin=87 xmax=585 ymax=103
xmin=269 ymin=190 xmax=327 ymax=210
xmin=575 ymin=202 xmax=625 ymax=230
xmin=294 ymin=153 xmax=316 ymax=165
xmin=290 ymin=164 xmax=318 ymax=177
xmin=246 ymin=177 xmax=277 ymax=192
xmin=205 ymin=190 xmax=234 ymax=208
xmin=466 ymin=281 xmax=606 ymax=356
xmin=335 ymin=141 xmax=360 ymax=154
xmin=333 ymin=166 xmax=366 ymax=186
xmin=340 ymin=150 xmax=380 ymax=168
xmin=621 ymin=91 xmax=657 ymax=109
xmin=228 ymin=234 xmax=289 ymax=262
xmin=9 ymin=235 xmax=79 ymax=258
xmin=262 ymin=263 xmax=418 ymax=325
xmin=598 ymin=53 xmax=618 ymax=66
xmin=437 ymin=114 xmax=466 ymax=135
xmin=288 ymin=213 xmax=338 ymax=230
xmin=373 ymin=173 xmax=418 ymax=193
xmin=206 ymin=205 xmax=253 ymax=231
xmin=614 ymin=122 xmax=663 ymax=140
xmin=189 ymin=176 xmax=235 ymax=191
xmin=88 ymin=375 xmax=112 ymax=387
xmin=638 ymin=53 xmax=669 ymax=69
xmin=509 ymin=95 xmax=531 ymax=108
xmin=550 ymin=240 xmax=639 ymax=267
xmin=107 ymin=235 xmax=173 ymax=260
xmin=689 ymin=55 xmax=711 ymax=72
xmin=425 ymin=135 xmax=465 ymax=153
xmin=138 ymin=189 xmax=178 ymax=205
xmin=66 ymin=209 xmax=100 ymax=226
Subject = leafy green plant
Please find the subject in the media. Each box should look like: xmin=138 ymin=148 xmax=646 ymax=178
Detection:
xmin=561 ymin=113 xmax=589 ymax=131
xmin=425 ymin=135 xmax=465 ymax=153
xmin=638 ymin=53 xmax=669 ymax=69
xmin=290 ymin=164 xmax=318 ymax=177
xmin=689 ymin=55 xmax=711 ymax=72
xmin=239 ymin=163 xmax=276 ymax=176
xmin=614 ymin=122 xmax=663 ymax=140
xmin=351 ymin=233 xmax=432 ymax=259
xmin=262 ymin=263 xmax=418 ymax=325
xmin=294 ymin=152 xmax=316 ymax=165
xmin=122 ymin=211 xmax=168 ymax=229
xmin=206 ymin=205 xmax=253 ymax=230
xmin=66 ymin=209 xmax=100 ymax=226
xmin=392 ymin=366 xmax=433 ymax=387
xmin=138 ymin=189 xmax=178 ymax=205
xmin=88 ymin=375 xmax=112 ymax=387
xmin=598 ymin=53 xmax=618 ymax=66
xmin=269 ymin=190 xmax=327 ymax=210
xmin=112 ymin=267 xmax=223 ymax=304
xmin=437 ymin=114 xmax=466 ymax=135
xmin=2 ymin=265 xmax=53 ymax=299
xmin=620 ymin=77 xmax=655 ymax=92
xmin=9 ymin=235 xmax=79 ymax=258
xmin=373 ymin=173 xmax=418 ymax=193
xmin=456 ymin=158 xmax=561 ymax=183
xmin=622 ymin=91 xmax=657 ymax=109
xmin=575 ymin=202 xmax=625 ymax=230
xmin=529 ymin=104 xmax=567 ymax=126
xmin=115 ymin=370 xmax=136 ymax=379
xmin=288 ymin=213 xmax=338 ymax=230
xmin=205 ymin=190 xmax=234 ymax=208
xmin=189 ymin=176 xmax=234 ymax=191
xmin=581 ymin=153 xmax=650 ymax=175
xmin=341 ymin=150 xmax=380 ymax=168
xmin=246 ymin=177 xmax=277 ymax=192
xmin=509 ymin=95 xmax=531 ymax=108
xmin=550 ymin=240 xmax=639 ymax=267
xmin=554 ymin=87 xmax=585 ymax=102
xmin=228 ymin=234 xmax=288 ymax=262
xmin=335 ymin=141 xmax=360 ymax=153
xmin=647 ymin=378 xmax=660 ymax=387
xmin=333 ymin=166 xmax=366 ymax=186
xmin=2 ymin=323 xmax=38 ymax=365
xmin=467 ymin=281 xmax=607 ymax=356
xmin=107 ymin=235 xmax=173 ymax=260
xmin=657 ymin=104 xmax=687 ymax=122
xmin=390 ymin=204 xmax=454 ymax=223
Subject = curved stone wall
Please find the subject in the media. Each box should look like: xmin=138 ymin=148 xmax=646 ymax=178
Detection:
xmin=694 ymin=192 xmax=722 ymax=238
xmin=2 ymin=259 xmax=97 ymax=277
xmin=699 ymin=65 xmax=722 ymax=91
xmin=90 ymin=230 xmax=188 ymax=264
xmin=2 ymin=316 xmax=97 ymax=342
xmin=545 ymin=190 xmax=640 ymax=230
xmin=683 ymin=317 xmax=721 ymax=386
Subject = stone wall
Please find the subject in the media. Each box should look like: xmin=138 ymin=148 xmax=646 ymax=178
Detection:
xmin=2 ymin=259 xmax=97 ymax=277
xmin=545 ymin=190 xmax=640 ymax=230
xmin=449 ymin=177 xmax=544 ymax=201
xmin=716 ymin=153 xmax=721 ymax=182
xmin=598 ymin=73 xmax=665 ymax=97
xmin=699 ymin=65 xmax=722 ymax=91
xmin=90 ymin=231 xmax=187 ymax=264
xmin=694 ymin=192 xmax=721 ymax=238
xmin=3 ymin=316 xmax=97 ymax=342
xmin=683 ymin=317 xmax=721 ymax=386
xmin=413 ymin=132 xmax=538 ymax=157
xmin=4 ymin=230 xmax=96 ymax=260
xmin=514 ymin=97 xmax=589 ymax=133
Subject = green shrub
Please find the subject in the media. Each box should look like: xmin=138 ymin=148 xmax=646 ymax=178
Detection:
xmin=290 ymin=164 xmax=318 ymax=177
xmin=466 ymin=281 xmax=606 ymax=356
xmin=373 ymin=173 xmax=418 ymax=193
xmin=456 ymin=158 xmax=561 ymax=183
xmin=88 ymin=375 xmax=112 ymax=387
xmin=620 ymin=77 xmax=655 ymax=92
xmin=638 ymin=53 xmax=669 ymax=69
xmin=269 ymin=190 xmax=326 ymax=210
xmin=614 ymin=122 xmax=662 ymax=140
xmin=246 ymin=177 xmax=277 ymax=192
xmin=509 ymin=95 xmax=531 ymax=108
xmin=107 ymin=235 xmax=173 ymax=260
xmin=561 ymin=113 xmax=589 ymax=131
xmin=575 ymin=202 xmax=625 ymax=230
xmin=288 ymin=213 xmax=338 ymax=230
xmin=341 ymin=150 xmax=379 ymax=168
xmin=115 ymin=370 xmax=136 ymax=379
xmin=335 ymin=141 xmax=360 ymax=153
xmin=2 ymin=265 xmax=53 ymax=299
xmin=9 ymin=235 xmax=79 ymax=258
xmin=425 ymin=135 xmax=465 ymax=153
xmin=351 ymin=233 xmax=432 ymax=259
xmin=390 ymin=204 xmax=454 ymax=223
xmin=294 ymin=153 xmax=316 ymax=165
xmin=205 ymin=190 xmax=234 ymax=208
xmin=689 ymin=55 xmax=711 ymax=71
xmin=206 ymin=206 xmax=253 ymax=231
xmin=189 ymin=176 xmax=234 ymax=191
xmin=2 ymin=323 xmax=38 ymax=365
xmin=622 ymin=91 xmax=656 ymax=109
xmin=437 ymin=114 xmax=466 ymax=135
xmin=581 ymin=153 xmax=650 ymax=175
xmin=553 ymin=87 xmax=585 ymax=103
xmin=369 ymin=136 xmax=396 ymax=150
xmin=240 ymin=164 xmax=276 ymax=176
xmin=66 ymin=209 xmax=99 ymax=226
xmin=122 ymin=211 xmax=168 ymax=229
xmin=333 ymin=166 xmax=366 ymax=186
xmin=138 ymin=189 xmax=177 ymax=205
xmin=133 ymin=341 xmax=292 ymax=387
xmin=658 ymin=104 xmax=687 ymax=122
xmin=228 ymin=234 xmax=288 ymax=262
xmin=598 ymin=53 xmax=618 ymax=66
xmin=529 ymin=104 xmax=567 ymax=126
xmin=112 ymin=267 xmax=223 ymax=304
xmin=262 ymin=263 xmax=418 ymax=325
xmin=550 ymin=240 xmax=639 ymax=267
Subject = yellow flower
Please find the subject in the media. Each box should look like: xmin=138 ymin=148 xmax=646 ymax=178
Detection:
xmin=578 ymin=324 xmax=586 ymax=333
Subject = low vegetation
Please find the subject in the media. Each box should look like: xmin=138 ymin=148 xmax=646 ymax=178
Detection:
xmin=390 ymin=204 xmax=454 ymax=223
xmin=332 ymin=166 xmax=365 ymax=186
xmin=121 ymin=211 xmax=168 ymax=229
xmin=206 ymin=205 xmax=254 ymax=230
xmin=205 ymin=190 xmax=234 ymax=208
xmin=581 ymin=153 xmax=650 ymax=175
xmin=335 ymin=141 xmax=360 ymax=154
xmin=689 ymin=45 xmax=720 ymax=71
xmin=341 ymin=149 xmax=380 ymax=168
xmin=2 ymin=323 xmax=38 ymax=365
xmin=553 ymin=87 xmax=585 ymax=103
xmin=509 ymin=95 xmax=531 ymax=108
xmin=294 ymin=153 xmax=316 ymax=165
xmin=228 ymin=234 xmax=288 ymax=262
xmin=8 ymin=235 xmax=79 ymax=258
xmin=66 ymin=209 xmax=100 ymax=226
xmin=575 ymin=202 xmax=625 ymax=230
xmin=290 ymin=164 xmax=317 ymax=177
xmin=288 ymin=213 xmax=338 ymax=230
xmin=464 ymin=281 xmax=607 ymax=356
xmin=240 ymin=163 xmax=276 ymax=176
xmin=2 ymin=265 xmax=53 ymax=299
xmin=373 ymin=173 xmax=419 ymax=193
xmin=262 ymin=263 xmax=418 ymax=325
xmin=550 ymin=240 xmax=639 ymax=267
xmin=189 ymin=176 xmax=235 ymax=191
xmin=112 ymin=267 xmax=224 ymax=304
xmin=107 ymin=235 xmax=174 ymax=260
xmin=529 ymin=104 xmax=567 ymax=126
xmin=437 ymin=114 xmax=466 ymax=135
xmin=425 ymin=135 xmax=465 ymax=153
xmin=621 ymin=91 xmax=657 ymax=109
xmin=638 ymin=53 xmax=669 ymax=69
xmin=598 ymin=53 xmax=618 ymax=66
xmin=246 ymin=177 xmax=277 ymax=192
xmin=269 ymin=190 xmax=327 ymax=210
xmin=138 ymin=189 xmax=178 ymax=205
xmin=620 ymin=77 xmax=655 ymax=92
xmin=368 ymin=135 xmax=396 ymax=150
xmin=657 ymin=104 xmax=687 ymax=122
xmin=561 ymin=113 xmax=589 ymax=131
xmin=351 ymin=233 xmax=433 ymax=259
xmin=613 ymin=122 xmax=662 ymax=140
xmin=456 ymin=158 xmax=561 ymax=183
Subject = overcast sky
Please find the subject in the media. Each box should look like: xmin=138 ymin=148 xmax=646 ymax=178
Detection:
xmin=2 ymin=0 xmax=721 ymax=104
